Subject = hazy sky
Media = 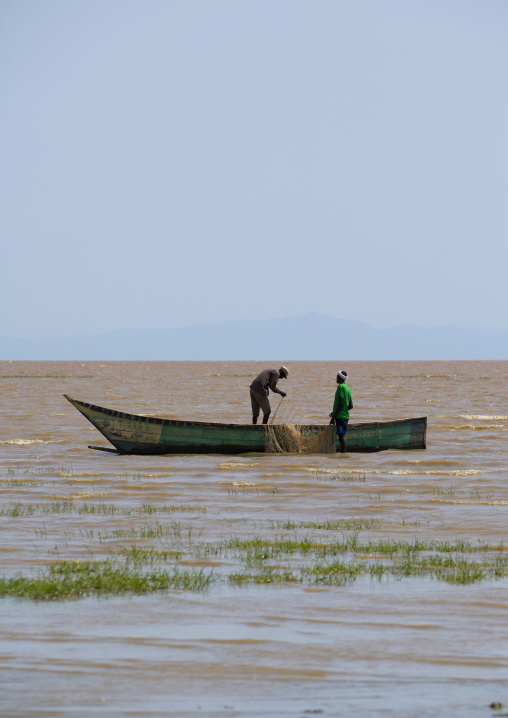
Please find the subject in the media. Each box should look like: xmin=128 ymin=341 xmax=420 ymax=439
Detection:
xmin=1 ymin=0 xmax=507 ymax=338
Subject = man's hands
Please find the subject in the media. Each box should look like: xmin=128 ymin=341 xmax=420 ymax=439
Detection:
xmin=329 ymin=413 xmax=335 ymax=424
xmin=280 ymin=392 xmax=287 ymax=398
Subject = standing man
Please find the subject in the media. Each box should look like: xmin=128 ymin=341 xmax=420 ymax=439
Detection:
xmin=330 ymin=370 xmax=353 ymax=453
xmin=250 ymin=366 xmax=289 ymax=424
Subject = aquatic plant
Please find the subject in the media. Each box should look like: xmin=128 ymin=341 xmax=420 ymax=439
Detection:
xmin=315 ymin=471 xmax=366 ymax=482
xmin=0 ymin=502 xmax=35 ymax=517
xmin=116 ymin=545 xmax=182 ymax=564
xmin=0 ymin=560 xmax=214 ymax=600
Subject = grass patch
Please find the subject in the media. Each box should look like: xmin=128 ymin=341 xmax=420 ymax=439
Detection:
xmin=0 ymin=560 xmax=214 ymax=600
xmin=2 ymin=533 xmax=508 ymax=598
xmin=391 ymin=554 xmax=508 ymax=584
xmin=300 ymin=559 xmax=371 ymax=585
xmin=116 ymin=546 xmax=182 ymax=564
xmin=23 ymin=466 xmax=71 ymax=476
xmin=135 ymin=503 xmax=207 ymax=515
xmin=315 ymin=471 xmax=366 ymax=482
xmin=228 ymin=554 xmax=508 ymax=587
xmin=268 ymin=518 xmax=382 ymax=531
xmin=0 ymin=478 xmax=44 ymax=487
xmin=229 ymin=567 xmax=300 ymax=585
xmin=0 ymin=502 xmax=35 ymax=517
xmin=0 ymin=499 xmax=207 ymax=518
xmin=432 ymin=485 xmax=464 ymax=497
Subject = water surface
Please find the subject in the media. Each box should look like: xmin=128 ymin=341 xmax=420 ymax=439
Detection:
xmin=1 ymin=360 xmax=507 ymax=716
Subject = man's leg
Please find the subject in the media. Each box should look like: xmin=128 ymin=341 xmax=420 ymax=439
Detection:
xmin=250 ymin=390 xmax=260 ymax=424
xmin=335 ymin=419 xmax=348 ymax=453
xmin=253 ymin=392 xmax=271 ymax=425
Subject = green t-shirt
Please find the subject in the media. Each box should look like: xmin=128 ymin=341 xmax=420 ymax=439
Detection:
xmin=332 ymin=383 xmax=352 ymax=420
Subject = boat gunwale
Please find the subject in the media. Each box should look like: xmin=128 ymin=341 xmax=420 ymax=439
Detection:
xmin=64 ymin=395 xmax=426 ymax=432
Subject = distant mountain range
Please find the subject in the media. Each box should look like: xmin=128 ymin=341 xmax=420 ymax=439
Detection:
xmin=1 ymin=313 xmax=507 ymax=360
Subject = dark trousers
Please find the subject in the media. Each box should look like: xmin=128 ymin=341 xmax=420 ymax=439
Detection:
xmin=250 ymin=389 xmax=271 ymax=419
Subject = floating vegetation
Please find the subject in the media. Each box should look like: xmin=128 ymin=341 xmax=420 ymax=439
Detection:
xmin=0 ymin=499 xmax=207 ymax=518
xmin=0 ymin=502 xmax=35 ymax=517
xmin=116 ymin=546 xmax=183 ymax=564
xmin=91 ymin=520 xmax=190 ymax=543
xmin=227 ymin=554 xmax=508 ymax=587
xmin=0 ymin=560 xmax=214 ymax=600
xmin=401 ymin=518 xmax=429 ymax=528
xmin=193 ymin=535 xmax=505 ymax=565
xmin=2 ymin=452 xmax=508 ymax=600
xmin=1 ymin=530 xmax=507 ymax=600
xmin=268 ymin=518 xmax=381 ymax=531
xmin=225 ymin=485 xmax=278 ymax=495
xmin=0 ymin=478 xmax=44 ymax=487
xmin=4 ymin=466 xmax=72 ymax=476
xmin=300 ymin=559 xmax=372 ymax=585
xmin=432 ymin=485 xmax=465 ymax=497
xmin=315 ymin=471 xmax=366 ymax=482
xmin=230 ymin=567 xmax=300 ymax=585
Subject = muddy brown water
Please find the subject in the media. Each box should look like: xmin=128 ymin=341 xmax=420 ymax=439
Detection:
xmin=1 ymin=360 xmax=507 ymax=716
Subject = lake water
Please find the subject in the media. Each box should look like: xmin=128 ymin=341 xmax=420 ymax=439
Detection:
xmin=1 ymin=360 xmax=507 ymax=717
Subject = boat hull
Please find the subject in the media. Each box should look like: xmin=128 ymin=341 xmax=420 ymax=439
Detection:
xmin=64 ymin=395 xmax=426 ymax=454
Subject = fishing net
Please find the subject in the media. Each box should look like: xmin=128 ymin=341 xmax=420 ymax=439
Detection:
xmin=265 ymin=398 xmax=336 ymax=454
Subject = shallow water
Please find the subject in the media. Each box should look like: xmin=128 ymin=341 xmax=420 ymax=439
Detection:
xmin=1 ymin=360 xmax=508 ymax=716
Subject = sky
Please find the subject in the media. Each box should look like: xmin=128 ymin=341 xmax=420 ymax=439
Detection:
xmin=1 ymin=0 xmax=507 ymax=339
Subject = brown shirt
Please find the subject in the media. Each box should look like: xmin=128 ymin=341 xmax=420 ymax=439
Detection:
xmin=250 ymin=369 xmax=283 ymax=396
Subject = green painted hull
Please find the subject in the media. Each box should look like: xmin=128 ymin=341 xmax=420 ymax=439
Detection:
xmin=65 ymin=395 xmax=426 ymax=454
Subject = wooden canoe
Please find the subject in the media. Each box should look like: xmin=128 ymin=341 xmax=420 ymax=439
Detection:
xmin=64 ymin=395 xmax=426 ymax=454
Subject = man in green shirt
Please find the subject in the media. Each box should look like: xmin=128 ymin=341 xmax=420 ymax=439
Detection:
xmin=330 ymin=370 xmax=353 ymax=453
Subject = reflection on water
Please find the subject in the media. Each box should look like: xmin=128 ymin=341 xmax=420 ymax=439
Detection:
xmin=1 ymin=360 xmax=508 ymax=716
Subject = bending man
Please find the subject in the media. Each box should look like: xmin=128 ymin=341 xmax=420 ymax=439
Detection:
xmin=250 ymin=366 xmax=289 ymax=424
xmin=330 ymin=369 xmax=353 ymax=453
